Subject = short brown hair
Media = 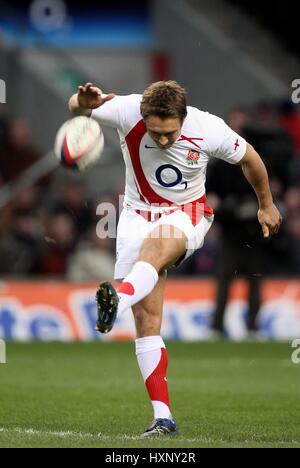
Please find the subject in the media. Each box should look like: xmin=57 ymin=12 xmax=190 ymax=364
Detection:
xmin=140 ymin=81 xmax=187 ymax=122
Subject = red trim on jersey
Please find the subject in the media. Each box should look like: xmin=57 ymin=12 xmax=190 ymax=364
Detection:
xmin=145 ymin=348 xmax=170 ymax=408
xmin=125 ymin=120 xmax=213 ymax=219
xmin=178 ymin=135 xmax=203 ymax=149
xmin=165 ymin=194 xmax=214 ymax=225
xmin=118 ymin=282 xmax=135 ymax=296
xmin=125 ymin=120 xmax=174 ymax=205
xmin=192 ymin=202 xmax=197 ymax=226
xmin=135 ymin=194 xmax=214 ymax=226
xmin=134 ymin=179 xmax=148 ymax=204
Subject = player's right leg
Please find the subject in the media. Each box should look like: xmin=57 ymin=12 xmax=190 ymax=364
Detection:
xmin=96 ymin=223 xmax=187 ymax=333
xmin=95 ymin=282 xmax=120 ymax=334
xmin=96 ymin=209 xmax=213 ymax=334
xmin=113 ymin=223 xmax=187 ymax=314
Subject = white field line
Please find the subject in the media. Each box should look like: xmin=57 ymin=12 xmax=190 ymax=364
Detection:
xmin=0 ymin=427 xmax=202 ymax=443
xmin=0 ymin=427 xmax=299 ymax=446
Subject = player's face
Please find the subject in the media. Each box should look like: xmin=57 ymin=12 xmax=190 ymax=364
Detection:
xmin=145 ymin=116 xmax=182 ymax=150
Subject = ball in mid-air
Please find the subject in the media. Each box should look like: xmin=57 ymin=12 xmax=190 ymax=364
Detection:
xmin=54 ymin=116 xmax=104 ymax=171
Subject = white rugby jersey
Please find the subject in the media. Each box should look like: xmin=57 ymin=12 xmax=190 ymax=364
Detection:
xmin=93 ymin=94 xmax=247 ymax=213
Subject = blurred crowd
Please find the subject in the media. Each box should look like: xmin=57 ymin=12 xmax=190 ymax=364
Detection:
xmin=178 ymin=99 xmax=300 ymax=277
xmin=0 ymin=97 xmax=300 ymax=281
xmin=0 ymin=116 xmax=116 ymax=280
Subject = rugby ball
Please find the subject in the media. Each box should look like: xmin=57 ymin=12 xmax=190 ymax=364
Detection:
xmin=54 ymin=116 xmax=104 ymax=171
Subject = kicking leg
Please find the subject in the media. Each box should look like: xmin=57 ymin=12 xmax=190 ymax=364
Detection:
xmin=116 ymin=225 xmax=187 ymax=315
xmin=96 ymin=224 xmax=187 ymax=334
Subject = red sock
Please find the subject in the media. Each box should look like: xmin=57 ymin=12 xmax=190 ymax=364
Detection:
xmin=145 ymin=348 xmax=170 ymax=409
xmin=136 ymin=336 xmax=171 ymax=419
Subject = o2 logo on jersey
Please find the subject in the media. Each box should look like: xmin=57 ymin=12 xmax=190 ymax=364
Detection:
xmin=156 ymin=164 xmax=188 ymax=190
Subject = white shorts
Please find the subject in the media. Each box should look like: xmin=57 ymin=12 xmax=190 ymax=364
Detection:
xmin=114 ymin=207 xmax=214 ymax=280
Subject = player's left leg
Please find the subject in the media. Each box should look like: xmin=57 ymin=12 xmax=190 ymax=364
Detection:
xmin=132 ymin=271 xmax=178 ymax=436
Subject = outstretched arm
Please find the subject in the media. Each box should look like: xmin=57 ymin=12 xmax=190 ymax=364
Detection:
xmin=240 ymin=143 xmax=282 ymax=238
xmin=68 ymin=82 xmax=115 ymax=117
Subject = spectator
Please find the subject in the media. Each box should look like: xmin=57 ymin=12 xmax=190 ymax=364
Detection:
xmin=207 ymin=158 xmax=265 ymax=335
xmin=283 ymin=186 xmax=300 ymax=273
xmin=0 ymin=116 xmax=8 ymax=151
xmin=49 ymin=180 xmax=94 ymax=237
xmin=207 ymin=103 xmax=294 ymax=336
xmin=67 ymin=226 xmax=115 ymax=281
xmin=0 ymin=210 xmax=41 ymax=274
xmin=286 ymin=215 xmax=300 ymax=274
xmin=34 ymin=213 xmax=76 ymax=275
xmin=244 ymin=101 xmax=294 ymax=191
xmin=278 ymin=101 xmax=300 ymax=156
xmin=0 ymin=118 xmax=42 ymax=183
xmin=0 ymin=100 xmax=297 ymax=282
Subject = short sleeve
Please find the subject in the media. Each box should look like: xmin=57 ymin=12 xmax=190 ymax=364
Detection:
xmin=92 ymin=94 xmax=142 ymax=134
xmin=207 ymin=115 xmax=247 ymax=164
xmin=92 ymin=95 xmax=125 ymax=130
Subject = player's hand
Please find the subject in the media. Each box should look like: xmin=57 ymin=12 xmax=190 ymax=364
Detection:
xmin=258 ymin=203 xmax=282 ymax=239
xmin=77 ymin=83 xmax=115 ymax=109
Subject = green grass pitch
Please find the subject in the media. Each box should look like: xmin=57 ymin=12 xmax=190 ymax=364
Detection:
xmin=0 ymin=341 xmax=300 ymax=448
